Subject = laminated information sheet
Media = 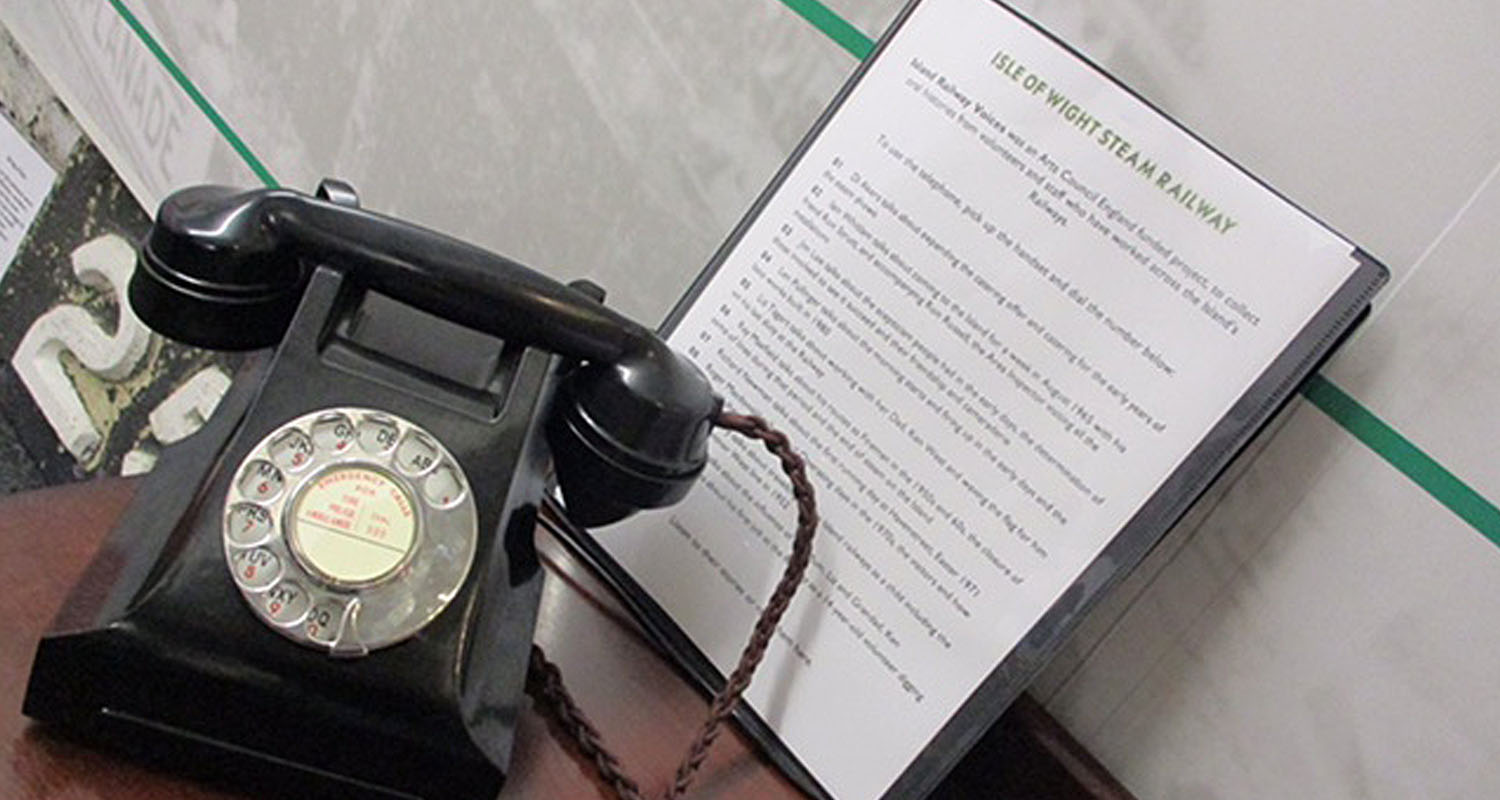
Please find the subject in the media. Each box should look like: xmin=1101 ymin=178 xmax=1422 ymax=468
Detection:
xmin=575 ymin=1 xmax=1388 ymax=797
xmin=0 ymin=115 xmax=56 ymax=278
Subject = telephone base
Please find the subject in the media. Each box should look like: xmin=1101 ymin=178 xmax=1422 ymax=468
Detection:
xmin=24 ymin=304 xmax=561 ymax=800
xmin=21 ymin=182 xmax=709 ymax=800
xmin=26 ymin=628 xmax=497 ymax=800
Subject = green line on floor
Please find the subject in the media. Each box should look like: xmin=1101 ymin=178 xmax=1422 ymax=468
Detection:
xmin=109 ymin=0 xmax=278 ymax=188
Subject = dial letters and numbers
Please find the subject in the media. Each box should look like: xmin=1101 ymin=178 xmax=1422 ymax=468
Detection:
xmin=222 ymin=408 xmax=478 ymax=654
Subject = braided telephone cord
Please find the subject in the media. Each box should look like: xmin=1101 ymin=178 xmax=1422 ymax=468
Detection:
xmin=527 ymin=411 xmax=820 ymax=799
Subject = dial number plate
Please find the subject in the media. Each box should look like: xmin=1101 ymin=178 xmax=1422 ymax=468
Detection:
xmin=223 ymin=408 xmax=477 ymax=655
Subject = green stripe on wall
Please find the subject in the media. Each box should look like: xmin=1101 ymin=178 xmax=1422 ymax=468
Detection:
xmin=778 ymin=0 xmax=876 ymax=59
xmin=1302 ymin=375 xmax=1500 ymax=546
xmin=109 ymin=0 xmax=278 ymax=188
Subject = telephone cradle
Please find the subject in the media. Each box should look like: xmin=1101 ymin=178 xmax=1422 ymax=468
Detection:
xmin=22 ymin=180 xmax=723 ymax=800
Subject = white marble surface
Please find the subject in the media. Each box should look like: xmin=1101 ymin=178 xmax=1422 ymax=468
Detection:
xmin=5 ymin=1 xmax=1500 ymax=798
xmin=1324 ymin=166 xmax=1500 ymax=500
xmin=1 ymin=0 xmax=863 ymax=324
xmin=1045 ymin=403 xmax=1500 ymax=799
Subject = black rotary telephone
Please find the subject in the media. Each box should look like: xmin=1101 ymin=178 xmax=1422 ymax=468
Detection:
xmin=23 ymin=180 xmax=722 ymax=800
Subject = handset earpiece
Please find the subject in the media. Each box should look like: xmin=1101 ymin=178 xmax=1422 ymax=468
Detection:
xmin=131 ymin=180 xmax=721 ymax=526
xmin=130 ymin=184 xmax=314 ymax=349
xmin=544 ymin=281 xmax=723 ymax=527
xmin=129 ymin=180 xmax=363 ymax=349
xmin=548 ymin=342 xmax=722 ymax=527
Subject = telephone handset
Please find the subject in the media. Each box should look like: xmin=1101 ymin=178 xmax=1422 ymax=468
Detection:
xmin=134 ymin=179 xmax=721 ymax=526
xmin=24 ymin=180 xmax=721 ymax=799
